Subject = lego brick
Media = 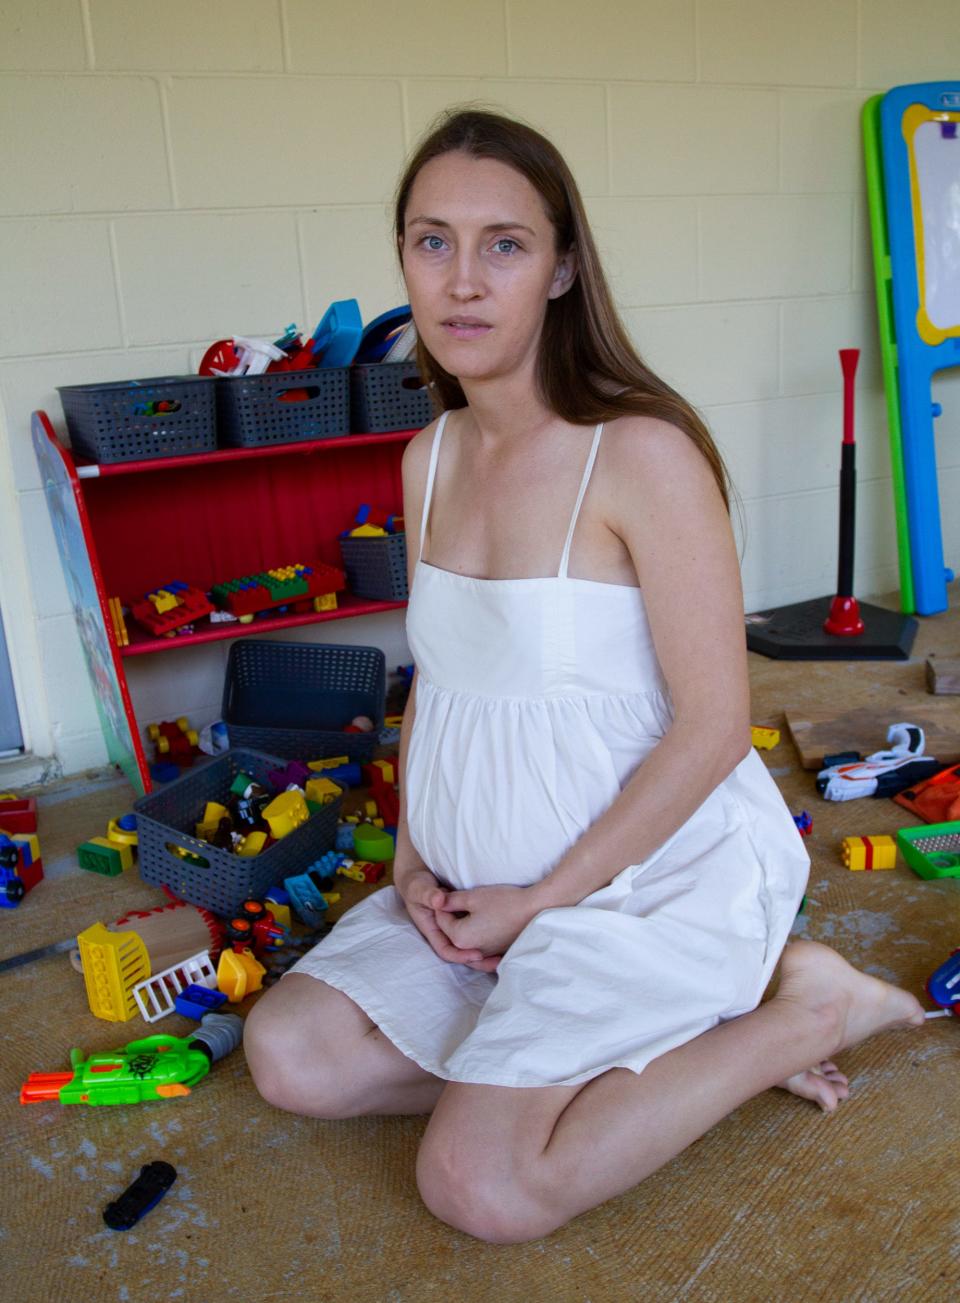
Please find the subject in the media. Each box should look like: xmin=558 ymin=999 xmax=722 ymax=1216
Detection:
xmin=841 ymin=835 xmax=897 ymax=872
xmin=78 ymin=837 xmax=133 ymax=876
xmin=0 ymin=795 xmax=38 ymax=834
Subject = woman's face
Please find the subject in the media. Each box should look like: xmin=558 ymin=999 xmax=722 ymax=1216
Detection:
xmin=401 ymin=151 xmax=575 ymax=385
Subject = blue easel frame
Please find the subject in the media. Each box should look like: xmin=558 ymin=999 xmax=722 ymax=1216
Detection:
xmin=880 ymin=81 xmax=960 ymax=616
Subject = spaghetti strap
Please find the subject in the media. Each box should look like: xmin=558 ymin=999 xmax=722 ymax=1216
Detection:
xmin=557 ymin=423 xmax=604 ymax=578
xmin=418 ymin=411 xmax=450 ymax=562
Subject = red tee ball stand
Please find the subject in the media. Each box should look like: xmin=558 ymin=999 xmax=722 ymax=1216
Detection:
xmin=745 ymin=348 xmax=918 ymax=661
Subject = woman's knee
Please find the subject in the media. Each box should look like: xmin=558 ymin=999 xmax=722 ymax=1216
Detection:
xmin=414 ymin=1141 xmax=562 ymax=1240
xmin=243 ymin=982 xmax=354 ymax=1118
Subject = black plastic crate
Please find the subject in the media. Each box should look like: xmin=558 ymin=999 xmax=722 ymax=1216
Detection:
xmin=339 ymin=533 xmax=408 ymax=601
xmin=350 ymin=362 xmax=433 ymax=433
xmin=57 ymin=376 xmax=216 ymax=464
xmin=135 ymin=748 xmax=340 ymax=916
xmin=216 ymin=367 xmax=350 ymax=447
xmin=222 ymin=640 xmax=385 ymax=763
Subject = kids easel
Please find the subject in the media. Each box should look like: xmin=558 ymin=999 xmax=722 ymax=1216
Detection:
xmin=863 ymin=82 xmax=960 ymax=616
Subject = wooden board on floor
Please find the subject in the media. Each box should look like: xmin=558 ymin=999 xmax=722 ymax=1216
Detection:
xmin=926 ymin=657 xmax=960 ymax=694
xmin=785 ymin=702 xmax=960 ymax=770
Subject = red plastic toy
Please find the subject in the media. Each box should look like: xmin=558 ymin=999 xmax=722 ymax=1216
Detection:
xmin=0 ymin=794 xmax=38 ymax=835
xmin=130 ymin=582 xmax=214 ymax=638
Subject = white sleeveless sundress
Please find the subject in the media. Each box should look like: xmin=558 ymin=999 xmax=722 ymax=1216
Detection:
xmin=290 ymin=413 xmax=810 ymax=1088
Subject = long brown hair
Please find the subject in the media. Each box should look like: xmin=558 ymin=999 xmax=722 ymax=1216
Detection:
xmin=394 ymin=107 xmax=731 ymax=510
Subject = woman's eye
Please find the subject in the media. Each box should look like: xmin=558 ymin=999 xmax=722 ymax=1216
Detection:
xmin=493 ymin=238 xmax=518 ymax=254
xmin=423 ymin=235 xmax=446 ymax=251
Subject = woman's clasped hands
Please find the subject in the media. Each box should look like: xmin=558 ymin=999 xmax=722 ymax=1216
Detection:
xmin=395 ymin=866 xmax=541 ymax=973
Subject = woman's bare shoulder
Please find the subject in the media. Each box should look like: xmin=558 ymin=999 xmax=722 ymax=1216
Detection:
xmin=401 ymin=415 xmax=442 ymax=486
xmin=601 ymin=413 xmax=709 ymax=478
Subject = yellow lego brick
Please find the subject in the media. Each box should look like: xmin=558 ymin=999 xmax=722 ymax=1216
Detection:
xmin=237 ymin=831 xmax=267 ymax=858
xmin=751 ymin=726 xmax=780 ymax=750
xmin=150 ymin=589 xmax=179 ymax=613
xmin=262 ymin=790 xmax=309 ymax=839
xmin=371 ymin=758 xmax=397 ymax=784
xmin=305 ymin=777 xmax=342 ymax=805
xmin=313 ymin=593 xmax=338 ymax=611
xmin=841 ymin=835 xmax=897 ymax=871
xmin=308 ymin=756 xmax=350 ymax=772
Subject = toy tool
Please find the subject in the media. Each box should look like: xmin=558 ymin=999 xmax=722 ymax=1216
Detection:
xmin=746 ymin=350 xmax=918 ymax=660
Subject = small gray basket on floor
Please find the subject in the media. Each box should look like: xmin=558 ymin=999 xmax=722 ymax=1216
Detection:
xmin=57 ymin=376 xmax=216 ymax=463
xmin=135 ymin=747 xmax=341 ymax=916
xmin=222 ymin=640 xmax=385 ymax=764
xmin=339 ymin=533 xmax=408 ymax=601
xmin=350 ymin=362 xmax=433 ymax=433
xmin=216 ymin=367 xmax=350 ymax=447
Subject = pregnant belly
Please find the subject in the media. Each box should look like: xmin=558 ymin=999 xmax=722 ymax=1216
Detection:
xmin=405 ymin=712 xmax=625 ymax=890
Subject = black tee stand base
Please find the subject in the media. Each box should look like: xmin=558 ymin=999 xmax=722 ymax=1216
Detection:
xmin=745 ymin=595 xmax=918 ymax=661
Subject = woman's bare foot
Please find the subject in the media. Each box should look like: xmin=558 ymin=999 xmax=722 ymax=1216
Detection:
xmin=774 ymin=939 xmax=926 ymax=1059
xmin=777 ymin=1060 xmax=850 ymax=1113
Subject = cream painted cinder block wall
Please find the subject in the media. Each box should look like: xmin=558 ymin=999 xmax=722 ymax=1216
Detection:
xmin=1 ymin=0 xmax=958 ymax=779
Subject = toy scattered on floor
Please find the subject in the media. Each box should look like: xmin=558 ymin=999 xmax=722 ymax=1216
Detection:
xmin=894 ymin=762 xmax=960 ymax=825
xmin=816 ymin=723 xmax=940 ymax=800
xmin=148 ymin=717 xmax=200 ymax=767
xmin=0 ymin=792 xmax=38 ymax=834
xmin=175 ymin=983 xmax=228 ymax=1020
xmin=841 ymin=834 xmax=897 ymax=871
xmin=362 ymin=756 xmax=399 ymax=826
xmin=751 ymin=726 xmax=780 ymax=750
xmin=895 ymin=821 xmax=960 ymax=881
xmin=133 ymin=950 xmax=219 ymax=1024
xmin=925 ymin=949 xmax=960 ymax=1018
xmin=353 ymin=822 xmax=395 ymax=862
xmin=103 ymin=1161 xmax=177 ymax=1231
xmin=76 ymin=896 xmax=223 ymax=1023
xmin=285 ymin=858 xmax=346 ymax=927
xmin=20 ymin=1011 xmax=243 ymax=1107
xmin=792 ymin=810 xmax=813 ymax=837
xmin=210 ymin=562 xmax=345 ymax=623
xmin=223 ymin=898 xmax=286 ymax=958
xmin=217 ymin=946 xmax=266 ymax=1002
xmin=77 ymin=812 xmax=138 ymax=877
xmin=0 ymin=831 xmax=43 ymax=907
xmin=130 ymin=582 xmax=213 ymax=637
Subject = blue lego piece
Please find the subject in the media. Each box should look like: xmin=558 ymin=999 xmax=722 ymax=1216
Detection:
xmin=150 ymin=761 xmax=181 ymax=783
xmin=174 ymin=984 xmax=228 ymax=1020
xmin=118 ymin=813 xmax=137 ymax=831
xmin=322 ymin=762 xmax=362 ymax=787
xmin=284 ymin=872 xmax=330 ymax=928
xmin=335 ymin=823 xmax=355 ymax=852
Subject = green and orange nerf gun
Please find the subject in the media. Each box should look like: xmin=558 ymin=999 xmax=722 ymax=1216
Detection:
xmin=20 ymin=1012 xmax=242 ymax=1107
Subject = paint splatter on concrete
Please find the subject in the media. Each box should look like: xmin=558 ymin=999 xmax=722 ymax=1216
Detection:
xmin=29 ymin=1155 xmax=54 ymax=1180
xmin=78 ymin=1138 xmax=97 ymax=1159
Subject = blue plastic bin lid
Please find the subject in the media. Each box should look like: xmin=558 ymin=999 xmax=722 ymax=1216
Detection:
xmin=310 ymin=300 xmax=363 ymax=368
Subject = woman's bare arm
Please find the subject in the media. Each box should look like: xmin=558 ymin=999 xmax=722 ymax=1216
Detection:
xmin=390 ymin=425 xmax=434 ymax=885
xmin=532 ymin=416 xmax=752 ymax=911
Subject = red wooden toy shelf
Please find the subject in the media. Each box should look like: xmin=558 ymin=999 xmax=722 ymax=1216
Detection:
xmin=33 ymin=411 xmax=416 ymax=791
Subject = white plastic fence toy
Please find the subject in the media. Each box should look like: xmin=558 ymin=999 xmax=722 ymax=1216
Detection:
xmin=132 ymin=950 xmax=218 ymax=1023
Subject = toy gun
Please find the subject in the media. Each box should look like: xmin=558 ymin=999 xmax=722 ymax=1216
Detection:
xmin=20 ymin=1011 xmax=242 ymax=1106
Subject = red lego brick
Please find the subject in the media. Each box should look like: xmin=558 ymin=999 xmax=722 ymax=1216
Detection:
xmin=0 ymin=796 xmax=37 ymax=835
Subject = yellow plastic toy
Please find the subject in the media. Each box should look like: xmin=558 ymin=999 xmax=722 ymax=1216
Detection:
xmin=262 ymin=790 xmax=309 ymax=839
xmin=305 ymin=777 xmax=342 ymax=805
xmin=195 ymin=801 xmax=229 ymax=841
xmin=751 ymin=726 xmax=780 ymax=750
xmin=841 ymin=835 xmax=897 ymax=871
xmin=236 ymin=830 xmax=267 ymax=858
xmin=217 ymin=948 xmax=265 ymax=1002
xmin=307 ymin=756 xmax=350 ymax=772
xmin=77 ymin=922 xmax=150 ymax=1022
